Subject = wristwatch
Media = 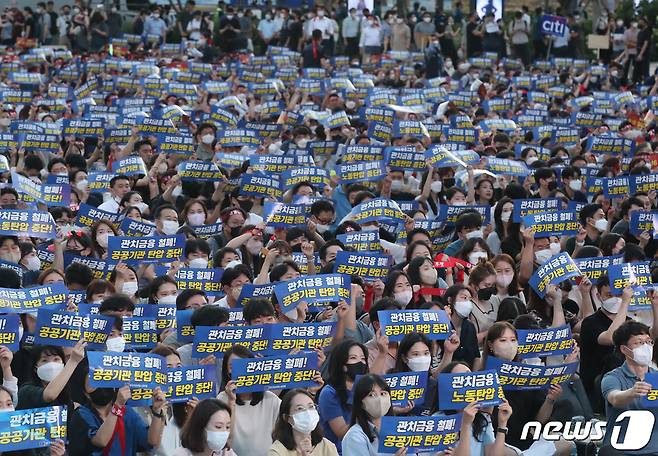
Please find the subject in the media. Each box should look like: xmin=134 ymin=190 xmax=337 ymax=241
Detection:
xmin=496 ymin=427 xmax=508 ymax=435
xmin=150 ymin=406 xmax=165 ymax=420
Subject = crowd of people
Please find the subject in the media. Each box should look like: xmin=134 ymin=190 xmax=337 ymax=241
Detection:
xmin=0 ymin=0 xmax=656 ymax=455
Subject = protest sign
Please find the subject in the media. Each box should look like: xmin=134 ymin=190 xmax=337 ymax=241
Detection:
xmin=516 ymin=325 xmax=575 ymax=358
xmin=274 ymin=274 xmax=350 ymax=313
xmin=486 ymin=357 xmax=578 ymax=390
xmin=378 ymin=415 xmax=461 ymax=454
xmin=333 ymin=251 xmax=391 ymax=282
xmin=232 ymin=352 xmax=319 ymax=392
xmin=108 ymin=235 xmax=184 ymax=264
xmin=438 ymin=369 xmax=505 ymax=410
xmin=34 ymin=309 xmax=113 ymax=348
xmin=0 ymin=406 xmax=67 ymax=452
xmin=88 ymin=352 xmax=167 ymax=389
xmin=528 ymin=252 xmax=581 ymax=298
xmin=378 ymin=309 xmax=451 ymax=341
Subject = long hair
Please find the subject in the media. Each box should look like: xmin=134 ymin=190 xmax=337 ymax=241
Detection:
xmin=180 ymin=399 xmax=232 ymax=453
xmin=391 ymin=332 xmax=432 ymax=374
xmin=326 ymin=339 xmax=368 ymax=408
xmin=480 ymin=321 xmax=518 ymax=368
xmin=221 ymin=345 xmax=264 ymax=405
xmin=271 ymin=389 xmax=324 ymax=450
xmin=350 ymin=374 xmax=393 ymax=443
xmin=491 ymin=254 xmax=522 ymax=296
xmin=439 ymin=361 xmax=488 ymax=441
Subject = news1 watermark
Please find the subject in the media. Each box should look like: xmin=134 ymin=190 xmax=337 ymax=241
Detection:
xmin=521 ymin=410 xmax=656 ymax=450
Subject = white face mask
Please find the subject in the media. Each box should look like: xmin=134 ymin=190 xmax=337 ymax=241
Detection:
xmin=246 ymin=239 xmax=263 ymax=255
xmin=159 ymin=294 xmax=178 ymax=305
xmin=406 ymin=355 xmax=432 ymax=372
xmin=534 ymin=249 xmax=553 ymax=264
xmin=161 ymin=220 xmax=179 ymax=235
xmin=601 ymin=296 xmax=622 ymax=314
xmin=568 ymin=179 xmax=582 ymax=191
xmin=206 ymin=430 xmax=230 ymax=451
xmin=106 ymin=336 xmax=126 ymax=353
xmin=468 ymin=251 xmax=488 ymax=264
xmin=0 ymin=118 xmax=11 ymax=127
xmin=454 ymin=300 xmax=473 ymax=318
xmin=394 ymin=290 xmax=413 ymax=306
xmin=96 ymin=232 xmax=110 ymax=249
xmin=391 ymin=179 xmax=404 ymax=192
xmin=594 ymin=218 xmax=608 ymax=232
xmin=201 ymin=133 xmax=215 ymax=145
xmin=75 ymin=179 xmax=88 ymax=191
xmin=465 ymin=229 xmax=483 ymax=240
xmin=423 ymin=17 xmax=431 ymax=22
xmin=315 ymin=223 xmax=330 ymax=234
xmin=630 ymin=343 xmax=653 ymax=366
xmin=431 ymin=180 xmax=443 ymax=193
xmin=37 ymin=361 xmax=64 ymax=382
xmin=494 ymin=342 xmax=518 ymax=361
xmin=549 ymin=242 xmax=561 ymax=255
xmin=171 ymin=186 xmax=183 ymax=198
xmin=25 ymin=256 xmax=41 ymax=272
xmin=452 ymin=200 xmax=466 ymax=206
xmin=501 ymin=210 xmax=512 ymax=223
xmin=496 ymin=273 xmax=513 ymax=287
xmin=188 ymin=213 xmax=206 ymax=226
xmin=225 ymin=259 xmax=242 ymax=269
xmin=121 ymin=281 xmax=139 ymax=296
xmin=188 ymin=258 xmax=208 ymax=269
xmin=524 ymin=357 xmax=543 ymax=366
xmin=290 ymin=409 xmax=320 ymax=434
xmin=295 ymin=138 xmax=309 ymax=149
xmin=362 ymin=225 xmax=378 ymax=231
xmin=525 ymin=156 xmax=539 ymax=165
xmin=135 ymin=202 xmax=149 ymax=214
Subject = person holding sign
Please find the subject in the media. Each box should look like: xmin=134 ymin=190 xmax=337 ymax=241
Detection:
xmin=389 ymin=333 xmax=437 ymax=416
xmin=175 ymin=399 xmax=236 ymax=456
xmin=269 ymin=389 xmax=339 ymax=456
xmin=600 ymin=321 xmax=658 ymax=454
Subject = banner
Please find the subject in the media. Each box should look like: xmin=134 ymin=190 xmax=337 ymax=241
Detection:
xmin=119 ymin=218 xmax=157 ymax=237
xmin=0 ymin=283 xmax=68 ymax=312
xmin=111 ymin=155 xmax=148 ymax=176
xmin=34 ymin=309 xmax=113 ymax=349
xmin=629 ymin=211 xmax=658 ymax=237
xmin=603 ymin=176 xmax=630 ymax=198
xmin=274 ymin=274 xmax=350 ymax=313
xmin=173 ymin=267 xmax=224 ymax=297
xmin=267 ymin=322 xmax=336 ymax=354
xmin=348 ymin=198 xmax=406 ymax=225
xmin=437 ymin=369 xmax=505 ymax=410
xmin=333 ymin=251 xmax=391 ymax=282
xmin=192 ymin=325 xmax=269 ymax=358
xmin=528 ymin=252 xmax=581 ymax=298
xmin=336 ymin=231 xmax=382 ymax=252
xmin=516 ymin=325 xmax=575 ymax=358
xmin=0 ymin=314 xmax=20 ymax=350
xmin=11 ymin=171 xmax=70 ymax=207
xmin=522 ymin=211 xmax=580 ymax=237
xmin=75 ymin=203 xmax=124 ymax=230
xmin=385 ymin=148 xmax=426 ymax=171
xmin=281 ymin=167 xmax=330 ymax=189
xmin=341 ymin=145 xmax=385 ymax=163
xmin=157 ymin=134 xmax=195 ymax=155
xmin=177 ymin=161 xmax=225 ymax=182
xmin=108 ymin=235 xmax=184 ymax=264
xmin=263 ymin=202 xmax=308 ymax=228
xmin=122 ymin=317 xmax=158 ymax=350
xmin=513 ymin=198 xmax=562 ymax=223
xmin=378 ymin=309 xmax=451 ymax=341
xmin=437 ymin=205 xmax=490 ymax=227
xmin=88 ymin=352 xmax=167 ymax=389
xmin=239 ymin=173 xmax=282 ymax=200
xmin=336 ymin=161 xmax=386 ymax=184
xmin=0 ymin=406 xmax=67 ymax=452
xmin=381 ymin=372 xmax=428 ymax=407
xmin=62 ymin=119 xmax=105 ymax=137
xmin=0 ymin=209 xmax=56 ymax=238
xmin=165 ymin=365 xmax=216 ymax=403
xmin=236 ymin=283 xmax=276 ymax=307
xmin=232 ymin=352 xmax=318 ymax=392
xmin=425 ymin=147 xmax=480 ymax=168
xmin=485 ymin=157 xmax=529 ymax=176
xmin=378 ymin=415 xmax=461 ymax=454
xmin=486 ymin=357 xmax=578 ymax=390
xmin=573 ymin=254 xmax=624 ymax=285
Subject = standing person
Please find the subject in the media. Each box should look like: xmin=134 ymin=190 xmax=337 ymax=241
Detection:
xmin=620 ymin=19 xmax=638 ymax=84
xmin=143 ymin=7 xmax=168 ymax=44
xmin=35 ymin=2 xmax=51 ymax=44
xmin=424 ymin=33 xmax=444 ymax=78
xmin=302 ymin=29 xmax=326 ymax=68
xmin=611 ymin=17 xmax=626 ymax=60
xmin=359 ymin=15 xmax=383 ymax=64
xmin=132 ymin=9 xmax=146 ymax=35
xmin=107 ymin=4 xmax=122 ymax=39
xmin=309 ymin=6 xmax=336 ymax=57
xmin=218 ymin=7 xmax=244 ymax=53
xmin=439 ymin=15 xmax=459 ymax=65
xmin=633 ymin=16 xmax=651 ymax=84
xmin=567 ymin=14 xmax=584 ymax=58
xmin=508 ymin=10 xmax=530 ymax=65
xmin=532 ymin=7 xmax=546 ymax=59
xmin=186 ymin=11 xmax=202 ymax=42
xmin=342 ymin=8 xmax=360 ymax=59
xmin=413 ymin=11 xmax=435 ymax=51
xmin=46 ymin=1 xmax=58 ymax=44
xmin=465 ymin=11 xmax=482 ymax=57
xmin=390 ymin=14 xmax=410 ymax=52
xmin=481 ymin=13 xmax=501 ymax=56
xmin=258 ymin=10 xmax=279 ymax=50
xmin=176 ymin=0 xmax=194 ymax=41
xmin=0 ymin=13 xmax=14 ymax=45
xmin=89 ymin=10 xmax=108 ymax=52
xmin=286 ymin=10 xmax=303 ymax=52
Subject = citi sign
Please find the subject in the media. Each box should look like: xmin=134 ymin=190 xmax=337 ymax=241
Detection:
xmin=540 ymin=15 xmax=567 ymax=37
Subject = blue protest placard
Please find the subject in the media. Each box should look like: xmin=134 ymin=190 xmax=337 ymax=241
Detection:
xmin=176 ymin=309 xmax=194 ymax=343
xmin=263 ymin=202 xmax=308 ymax=228
xmin=378 ymin=415 xmax=461 ymax=454
xmin=437 ymin=205 xmax=490 ymax=227
xmin=217 ymin=129 xmax=261 ymax=147
xmin=437 ymin=369 xmax=505 ymax=410
xmin=75 ymin=203 xmax=124 ymax=230
xmin=336 ymin=161 xmax=386 ymax=184
xmin=165 ymin=365 xmax=216 ymax=403
xmin=281 ymin=167 xmax=331 ymax=189
xmin=341 ymin=145 xmax=385 ymax=163
xmin=0 ymin=314 xmax=20 ymax=351
xmin=641 ymin=372 xmax=658 ymax=408
xmin=629 ymin=211 xmax=658 ymax=237
xmin=173 ymin=268 xmax=224 ymax=297
xmin=630 ymin=174 xmax=658 ymax=194
xmin=529 ymin=252 xmax=581 ymax=298
xmin=0 ymin=209 xmax=56 ymax=238
xmin=156 ymin=134 xmax=195 ymax=155
xmin=88 ymin=172 xmax=114 ymax=192
xmin=122 ymin=317 xmax=158 ymax=350
xmin=333 ymin=251 xmax=391 ymax=282
xmin=134 ymin=304 xmax=177 ymax=331
xmin=239 ymin=173 xmax=282 ymax=200
xmin=425 ymin=146 xmax=480 ymax=168
xmin=443 ymin=127 xmax=479 ymax=144
xmin=348 ymin=198 xmax=406 ymax=225
xmin=0 ymin=282 xmax=69 ymax=312
xmin=512 ymin=198 xmax=562 ymax=223
xmin=586 ymin=135 xmax=635 ymax=155
xmin=34 ymin=309 xmax=113 ymax=349
xmin=381 ymin=372 xmax=428 ymax=407
xmin=385 ymin=147 xmax=426 ymax=171
xmin=608 ymin=262 xmax=652 ymax=295
xmin=250 ymin=155 xmax=314 ymax=173
xmin=108 ymin=235 xmax=185 ymax=264
xmin=111 ymin=155 xmax=148 ymax=176
xmin=378 ymin=309 xmax=451 ymax=342
xmin=177 ymin=161 xmax=225 ymax=182
xmin=119 ymin=218 xmax=157 ymax=237
xmin=192 ymin=325 xmax=270 ymax=358
xmin=485 ymin=158 xmax=529 ymax=176
xmin=88 ymin=352 xmax=167 ymax=389
xmin=236 ymin=283 xmax=276 ymax=307
xmin=516 ymin=325 xmax=575 ymax=358
xmin=62 ymin=119 xmax=105 ymax=137
xmin=0 ymin=406 xmax=67 ymax=451
xmin=232 ymin=352 xmax=318 ymax=393
xmin=267 ymin=322 xmax=336 ymax=355
xmin=486 ymin=357 xmax=578 ymax=390
xmin=336 ymin=231 xmax=382 ymax=252
xmin=274 ymin=274 xmax=351 ymax=313
xmin=573 ymin=255 xmax=624 ymax=285
xmin=522 ymin=211 xmax=580 ymax=238
xmin=603 ymin=176 xmax=630 ymax=199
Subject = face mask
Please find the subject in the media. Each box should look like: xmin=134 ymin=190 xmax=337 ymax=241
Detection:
xmin=96 ymin=232 xmax=110 ymax=248
xmin=549 ymin=242 xmax=561 ymax=255
xmin=468 ymin=251 xmax=488 ymax=264
xmin=75 ymin=179 xmax=88 ymax=191
xmin=230 ymin=226 xmax=242 ymax=238
xmin=135 ymin=202 xmax=149 ymax=213
xmin=154 ymin=12 xmax=161 ymax=18
xmin=394 ymin=290 xmax=413 ymax=306
xmin=265 ymin=14 xmax=272 ymax=19
xmin=285 ymin=307 xmax=299 ymax=321
xmin=500 ymin=210 xmax=512 ymax=223
xmin=121 ymin=281 xmax=138 ymax=296
xmin=206 ymin=430 xmax=230 ymax=451
xmin=526 ymin=156 xmax=539 ymax=165
xmin=230 ymin=285 xmax=243 ymax=301
xmin=406 ymin=355 xmax=432 ymax=372
xmin=226 ymin=260 xmax=242 ymax=270
xmin=477 ymin=286 xmax=495 ymax=301
xmin=601 ymin=296 xmax=622 ymax=314
xmin=188 ymin=213 xmax=205 ymax=226
xmin=362 ymin=225 xmax=378 ymax=231
xmin=246 ymin=239 xmax=263 ymax=255
xmin=524 ymin=357 xmax=543 ymax=366
xmin=161 ymin=220 xmax=179 ymax=235
xmin=295 ymin=138 xmax=309 ymax=149
xmin=630 ymin=343 xmax=653 ymax=366
xmin=420 ymin=268 xmax=438 ymax=285
xmin=617 ymin=19 xmax=624 ymax=26
xmin=37 ymin=361 xmax=64 ymax=382
xmin=390 ymin=179 xmax=404 ymax=192
xmin=345 ymin=361 xmax=367 ymax=381
xmin=465 ymin=229 xmax=483 ymax=240
xmin=89 ymin=387 xmax=116 ymax=406
xmin=171 ymin=186 xmax=183 ymax=198
xmin=423 ymin=17 xmax=431 ymax=22
xmin=106 ymin=337 xmax=126 ymax=353
xmin=317 ymin=10 xmax=324 ymax=17
xmin=159 ymin=294 xmax=177 ymax=305
xmin=430 ymin=180 xmax=443 ymax=193
xmin=594 ymin=218 xmax=608 ymax=232
xmin=189 ymin=258 xmax=208 ymax=269
xmin=362 ymin=395 xmax=391 ymax=418
xmin=314 ymin=223 xmax=330 ymax=234
xmin=452 ymin=200 xmax=466 ymax=207
xmin=201 ymin=134 xmax=215 ymax=145
xmin=496 ymin=273 xmax=513 ymax=288
xmin=25 ymin=256 xmax=41 ymax=272
xmin=534 ymin=249 xmax=553 ymax=264
xmin=568 ymin=179 xmax=582 ymax=191
xmin=226 ymin=14 xmax=233 ymax=20
xmin=495 ymin=342 xmax=518 ymax=361
xmin=290 ymin=409 xmax=320 ymax=434
xmin=0 ymin=118 xmax=10 ymax=127
xmin=454 ymin=300 xmax=473 ymax=318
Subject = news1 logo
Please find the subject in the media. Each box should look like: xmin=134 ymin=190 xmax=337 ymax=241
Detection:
xmin=540 ymin=15 xmax=567 ymax=37
xmin=521 ymin=410 xmax=655 ymax=450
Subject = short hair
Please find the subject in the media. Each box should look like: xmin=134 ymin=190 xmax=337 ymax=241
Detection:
xmin=620 ymin=196 xmax=644 ymax=219
xmin=561 ymin=166 xmax=581 ymax=180
xmin=0 ymin=267 xmax=20 ymax=289
xmin=149 ymin=275 xmax=177 ymax=301
xmin=85 ymin=280 xmax=115 ymax=303
xmin=368 ymin=297 xmax=401 ymax=324
xmin=99 ymin=294 xmax=136 ymax=315
xmin=180 ymin=399 xmax=232 ymax=453
xmin=190 ymin=306 xmax=229 ymax=327
xmin=154 ymin=203 xmax=178 ymax=220
xmin=176 ymin=289 xmax=207 ymax=310
xmin=578 ymin=203 xmax=602 ymax=227
xmin=613 ymin=320 xmax=651 ymax=349
xmin=47 ymin=158 xmax=67 ymax=173
xmin=270 ymin=261 xmax=301 ymax=283
xmin=285 ymin=227 xmax=307 ymax=243
xmin=109 ymin=175 xmax=130 ymax=188
xmin=534 ymin=167 xmax=554 ymax=182
xmin=64 ymin=263 xmax=93 ymax=288
xmin=184 ymin=238 xmax=211 ymax=258
xmin=310 ymin=199 xmax=335 ymax=217
xmin=243 ymin=298 xmax=276 ymax=324
xmin=319 ymin=239 xmax=344 ymax=262
xmin=220 ymin=264 xmax=253 ymax=287
xmin=455 ymin=212 xmax=482 ymax=232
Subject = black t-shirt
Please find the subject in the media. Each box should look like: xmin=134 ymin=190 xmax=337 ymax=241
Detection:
xmin=219 ymin=16 xmax=241 ymax=39
xmin=451 ymin=318 xmax=480 ymax=367
xmin=637 ymin=27 xmax=652 ymax=58
xmin=580 ymin=309 xmax=626 ymax=391
xmin=302 ymin=41 xmax=325 ymax=68
xmin=466 ymin=21 xmax=481 ymax=53
xmin=493 ymin=389 xmax=546 ymax=450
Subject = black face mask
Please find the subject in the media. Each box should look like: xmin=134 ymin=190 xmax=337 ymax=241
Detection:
xmin=345 ymin=361 xmax=367 ymax=381
xmin=238 ymin=200 xmax=254 ymax=213
xmin=477 ymin=286 xmax=496 ymax=301
xmin=230 ymin=226 xmax=242 ymax=238
xmin=291 ymin=244 xmax=303 ymax=252
xmin=443 ymin=178 xmax=456 ymax=188
xmin=89 ymin=387 xmax=116 ymax=406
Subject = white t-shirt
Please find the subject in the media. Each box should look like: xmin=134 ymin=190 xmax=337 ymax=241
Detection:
xmin=97 ymin=197 xmax=120 ymax=213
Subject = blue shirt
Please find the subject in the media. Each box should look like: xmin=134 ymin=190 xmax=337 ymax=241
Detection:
xmin=443 ymin=239 xmax=464 ymax=257
xmin=319 ymin=384 xmax=351 ymax=454
xmin=601 ymin=361 xmax=658 ymax=454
